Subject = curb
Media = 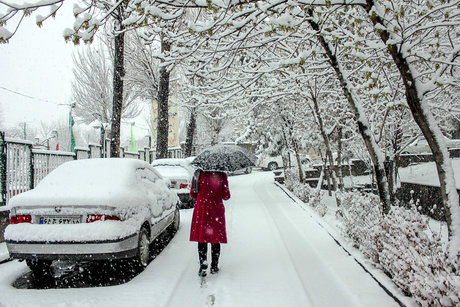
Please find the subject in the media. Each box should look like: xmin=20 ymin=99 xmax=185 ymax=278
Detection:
xmin=0 ymin=257 xmax=12 ymax=265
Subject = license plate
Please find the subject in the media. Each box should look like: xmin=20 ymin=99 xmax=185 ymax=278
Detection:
xmin=39 ymin=216 xmax=81 ymax=224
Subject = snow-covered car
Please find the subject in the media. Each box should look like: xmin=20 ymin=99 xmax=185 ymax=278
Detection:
xmin=5 ymin=158 xmax=180 ymax=274
xmin=257 ymin=150 xmax=312 ymax=171
xmin=402 ymin=136 xmax=460 ymax=154
xmin=151 ymin=158 xmax=196 ymax=209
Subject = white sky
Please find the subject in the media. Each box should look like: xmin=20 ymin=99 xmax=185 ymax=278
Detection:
xmin=0 ymin=1 xmax=78 ymax=131
xmin=0 ymin=1 xmax=151 ymax=143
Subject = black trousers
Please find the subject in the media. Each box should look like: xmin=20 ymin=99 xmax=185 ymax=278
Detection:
xmin=198 ymin=242 xmax=220 ymax=266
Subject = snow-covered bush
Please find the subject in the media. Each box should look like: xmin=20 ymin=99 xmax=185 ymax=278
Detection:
xmin=336 ymin=191 xmax=382 ymax=255
xmin=309 ymin=188 xmax=327 ymax=217
xmin=369 ymin=205 xmax=460 ymax=306
xmin=285 ymin=169 xmax=327 ymax=216
xmin=337 ymin=192 xmax=460 ymax=306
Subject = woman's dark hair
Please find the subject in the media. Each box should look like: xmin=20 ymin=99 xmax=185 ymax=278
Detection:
xmin=191 ymin=169 xmax=202 ymax=194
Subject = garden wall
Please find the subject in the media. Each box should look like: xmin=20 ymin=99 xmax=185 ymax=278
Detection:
xmin=303 ymin=154 xmax=460 ymax=222
xmin=395 ymin=182 xmax=458 ymax=222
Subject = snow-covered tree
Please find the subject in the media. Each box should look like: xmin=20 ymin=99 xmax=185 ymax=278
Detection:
xmin=71 ymin=39 xmax=141 ymax=127
xmin=360 ymin=0 xmax=460 ymax=261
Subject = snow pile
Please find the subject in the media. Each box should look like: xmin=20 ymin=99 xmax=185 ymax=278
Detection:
xmin=284 ymin=169 xmax=327 ymax=216
xmin=399 ymin=160 xmax=460 ymax=188
xmin=336 ymin=192 xmax=460 ymax=306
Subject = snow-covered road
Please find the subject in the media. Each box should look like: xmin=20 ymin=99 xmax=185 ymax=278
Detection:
xmin=0 ymin=171 xmax=401 ymax=307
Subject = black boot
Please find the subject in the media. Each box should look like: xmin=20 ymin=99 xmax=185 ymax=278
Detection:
xmin=210 ymin=264 xmax=219 ymax=274
xmin=198 ymin=243 xmax=208 ymax=277
xmin=210 ymin=243 xmax=220 ymax=274
xmin=199 ymin=261 xmax=208 ymax=277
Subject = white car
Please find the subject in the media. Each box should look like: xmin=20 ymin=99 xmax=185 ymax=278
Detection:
xmin=151 ymin=158 xmax=196 ymax=209
xmin=401 ymin=136 xmax=460 ymax=155
xmin=257 ymin=150 xmax=312 ymax=171
xmin=5 ymin=158 xmax=180 ymax=274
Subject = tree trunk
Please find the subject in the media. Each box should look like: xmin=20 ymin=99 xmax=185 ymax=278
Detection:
xmin=385 ymin=157 xmax=394 ymax=202
xmin=210 ymin=118 xmax=220 ymax=146
xmin=324 ymin=160 xmax=332 ymax=197
xmin=292 ymin=141 xmax=305 ymax=183
xmin=156 ymin=35 xmax=171 ymax=159
xmin=364 ymin=0 xmax=459 ymax=258
xmin=337 ymin=125 xmax=344 ymax=190
xmin=281 ymin=114 xmax=305 ymax=182
xmin=316 ymin=164 xmax=325 ymax=191
xmin=392 ymin=121 xmax=403 ymax=194
xmin=307 ymin=10 xmax=391 ymax=213
xmin=184 ymin=107 xmax=197 ymax=157
xmin=110 ymin=29 xmax=125 ymax=158
xmin=310 ymin=95 xmax=337 ymax=192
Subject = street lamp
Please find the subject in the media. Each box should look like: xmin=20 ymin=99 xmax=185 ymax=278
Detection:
xmin=36 ymin=130 xmax=58 ymax=150
xmin=92 ymin=113 xmax=109 ymax=158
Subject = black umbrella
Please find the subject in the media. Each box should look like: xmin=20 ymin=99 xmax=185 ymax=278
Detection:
xmin=192 ymin=144 xmax=256 ymax=172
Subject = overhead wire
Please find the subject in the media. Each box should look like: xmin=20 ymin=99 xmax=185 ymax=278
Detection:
xmin=0 ymin=85 xmax=60 ymax=106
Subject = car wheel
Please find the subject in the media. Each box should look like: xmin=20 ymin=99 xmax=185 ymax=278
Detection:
xmin=245 ymin=167 xmax=252 ymax=174
xmin=268 ymin=162 xmax=278 ymax=171
xmin=26 ymin=259 xmax=52 ymax=274
xmin=134 ymin=227 xmax=150 ymax=270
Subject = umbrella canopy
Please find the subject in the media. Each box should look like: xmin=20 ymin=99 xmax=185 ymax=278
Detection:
xmin=192 ymin=144 xmax=256 ymax=172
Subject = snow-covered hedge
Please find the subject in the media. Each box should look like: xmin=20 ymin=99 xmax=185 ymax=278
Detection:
xmin=337 ymin=192 xmax=460 ymax=306
xmin=285 ymin=169 xmax=327 ymax=216
xmin=335 ymin=191 xmax=381 ymax=253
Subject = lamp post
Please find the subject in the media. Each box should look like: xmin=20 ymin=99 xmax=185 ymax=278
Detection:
xmin=130 ymin=122 xmax=135 ymax=153
xmin=92 ymin=113 xmax=108 ymax=158
xmin=36 ymin=130 xmax=57 ymax=150
xmin=94 ymin=121 xmax=106 ymax=157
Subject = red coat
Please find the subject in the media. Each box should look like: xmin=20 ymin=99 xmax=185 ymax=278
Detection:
xmin=190 ymin=171 xmax=231 ymax=243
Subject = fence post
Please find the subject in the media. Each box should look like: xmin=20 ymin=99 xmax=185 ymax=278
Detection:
xmin=28 ymin=143 xmax=34 ymax=190
xmin=144 ymin=146 xmax=150 ymax=162
xmin=89 ymin=145 xmax=94 ymax=159
xmin=0 ymin=132 xmax=6 ymax=206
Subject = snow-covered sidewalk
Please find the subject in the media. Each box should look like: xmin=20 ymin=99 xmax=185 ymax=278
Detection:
xmin=0 ymin=171 xmax=409 ymax=306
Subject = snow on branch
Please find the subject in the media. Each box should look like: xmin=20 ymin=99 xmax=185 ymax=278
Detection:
xmin=0 ymin=0 xmax=64 ymax=43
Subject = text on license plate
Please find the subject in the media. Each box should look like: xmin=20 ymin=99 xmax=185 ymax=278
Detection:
xmin=39 ymin=216 xmax=81 ymax=224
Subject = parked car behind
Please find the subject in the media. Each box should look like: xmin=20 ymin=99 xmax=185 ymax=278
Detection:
xmin=151 ymin=158 xmax=196 ymax=209
xmin=402 ymin=136 xmax=460 ymax=154
xmin=257 ymin=150 xmax=312 ymax=171
xmin=5 ymin=158 xmax=180 ymax=274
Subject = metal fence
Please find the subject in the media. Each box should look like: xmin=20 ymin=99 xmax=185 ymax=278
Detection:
xmin=0 ymin=131 xmax=182 ymax=206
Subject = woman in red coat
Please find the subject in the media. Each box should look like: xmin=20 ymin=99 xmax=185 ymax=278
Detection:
xmin=190 ymin=170 xmax=231 ymax=276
